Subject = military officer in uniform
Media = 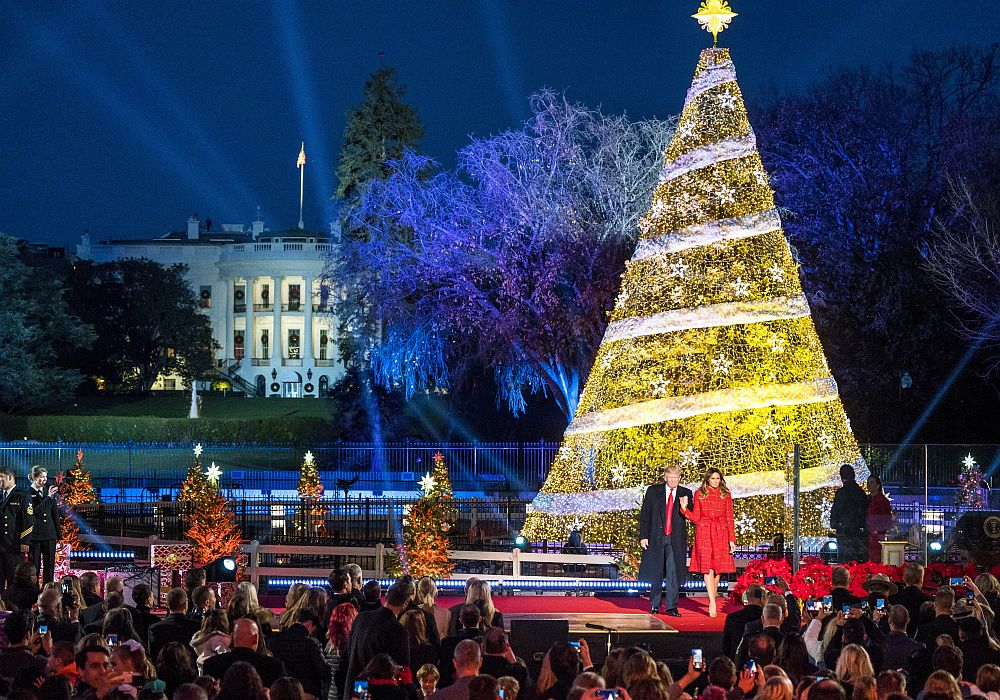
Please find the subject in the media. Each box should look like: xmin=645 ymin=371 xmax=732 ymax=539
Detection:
xmin=28 ymin=466 xmax=61 ymax=584
xmin=0 ymin=465 xmax=32 ymax=590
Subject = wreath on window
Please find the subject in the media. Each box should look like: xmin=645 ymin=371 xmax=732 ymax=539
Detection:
xmin=289 ymin=333 xmax=299 ymax=344
xmin=270 ymin=382 xmax=280 ymax=392
xmin=200 ymin=289 xmax=211 ymax=299
xmin=320 ymin=335 xmax=328 ymax=345
xmin=234 ymin=289 xmax=245 ymax=301
xmin=304 ymin=383 xmax=314 ymax=393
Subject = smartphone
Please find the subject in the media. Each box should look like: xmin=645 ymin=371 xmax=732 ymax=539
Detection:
xmin=967 ymin=591 xmax=976 ymax=600
xmin=596 ymin=692 xmax=621 ymax=700
xmin=499 ymin=690 xmax=507 ymax=700
xmin=39 ymin=624 xmax=48 ymax=634
xmin=61 ymin=581 xmax=70 ymax=594
xmin=764 ymin=576 xmax=777 ymax=585
xmin=692 ymin=648 xmax=704 ymax=671
xmin=807 ymin=600 xmax=821 ymax=611
xmin=950 ymin=577 xmax=964 ymax=586
xmin=860 ymin=601 xmax=870 ymax=612
xmin=823 ymin=595 xmax=833 ymax=611
xmin=876 ymin=599 xmax=886 ymax=610
xmin=353 ymin=680 xmax=369 ymax=700
xmin=842 ymin=605 xmax=851 ymax=614
xmin=569 ymin=641 xmax=581 ymax=651
xmin=745 ymin=660 xmax=757 ymax=676
xmin=107 ymin=633 xmax=118 ymax=647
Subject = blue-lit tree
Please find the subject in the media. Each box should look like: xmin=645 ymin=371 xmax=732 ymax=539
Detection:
xmin=330 ymin=91 xmax=673 ymax=422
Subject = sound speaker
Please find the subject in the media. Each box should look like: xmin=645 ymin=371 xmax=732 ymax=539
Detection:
xmin=509 ymin=619 xmax=569 ymax=676
xmin=952 ymin=511 xmax=1000 ymax=565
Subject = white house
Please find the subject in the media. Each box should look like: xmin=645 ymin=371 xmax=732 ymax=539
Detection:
xmin=76 ymin=214 xmax=343 ymax=398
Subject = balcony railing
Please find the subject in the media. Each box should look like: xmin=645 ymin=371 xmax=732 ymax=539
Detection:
xmin=252 ymin=358 xmax=270 ymax=366
xmin=253 ymin=303 xmax=273 ymax=312
xmin=282 ymin=303 xmax=303 ymax=312
xmin=282 ymin=358 xmax=303 ymax=366
xmin=234 ymin=304 xmax=246 ymax=313
xmin=315 ymin=359 xmax=336 ymax=367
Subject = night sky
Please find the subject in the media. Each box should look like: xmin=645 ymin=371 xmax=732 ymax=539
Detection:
xmin=3 ymin=2 xmax=997 ymax=249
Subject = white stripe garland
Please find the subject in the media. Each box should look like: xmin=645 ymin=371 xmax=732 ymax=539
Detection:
xmin=635 ymin=208 xmax=783 ymax=258
xmin=603 ymin=296 xmax=811 ymax=344
xmin=659 ymin=133 xmax=757 ymax=184
xmin=684 ymin=60 xmax=737 ymax=106
xmin=566 ymin=377 xmax=839 ymax=436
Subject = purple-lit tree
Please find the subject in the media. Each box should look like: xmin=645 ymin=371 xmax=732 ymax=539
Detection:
xmin=332 ymin=91 xmax=673 ymax=421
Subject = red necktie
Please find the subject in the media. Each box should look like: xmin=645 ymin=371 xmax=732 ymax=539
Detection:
xmin=664 ymin=490 xmax=674 ymax=536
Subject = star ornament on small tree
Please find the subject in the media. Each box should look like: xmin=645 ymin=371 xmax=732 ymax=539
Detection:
xmin=303 ymin=450 xmax=315 ymax=466
xmin=205 ymin=462 xmax=222 ymax=484
xmin=193 ymin=443 xmax=204 ymax=458
xmin=419 ymin=472 xmax=437 ymax=494
xmin=692 ymin=0 xmax=738 ymax=46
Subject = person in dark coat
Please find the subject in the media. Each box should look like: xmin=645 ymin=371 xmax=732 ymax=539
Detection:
xmin=438 ymin=605 xmax=484 ymax=687
xmin=723 ymin=585 xmax=766 ymax=659
xmin=27 ymin=466 xmax=61 ymax=584
xmin=2 ymin=561 xmax=39 ymax=612
xmin=129 ymin=583 xmax=161 ymax=645
xmin=830 ymin=566 xmax=866 ymax=612
xmin=829 ymin=464 xmax=869 ymax=563
xmin=883 ymin=605 xmax=925 ymax=671
xmin=888 ymin=563 xmax=933 ymax=637
xmin=637 ymin=465 xmax=693 ymax=616
xmin=427 ymin=640 xmax=482 ymax=700
xmin=204 ymin=617 xmax=287 ymax=687
xmin=148 ymin=587 xmax=201 ymax=662
xmin=735 ymin=604 xmax=785 ymax=668
xmin=479 ymin=626 xmax=530 ymax=690
xmin=269 ymin=610 xmax=329 ymax=698
xmin=915 ymin=588 xmax=960 ymax=648
xmin=957 ymin=615 xmax=1000 ymax=680
xmin=344 ymin=581 xmax=412 ymax=698
xmin=0 ymin=466 xmax=33 ymax=591
xmin=0 ymin=610 xmax=47 ymax=686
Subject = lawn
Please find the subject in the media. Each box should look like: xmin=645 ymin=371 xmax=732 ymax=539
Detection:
xmin=63 ymin=394 xmax=336 ymax=420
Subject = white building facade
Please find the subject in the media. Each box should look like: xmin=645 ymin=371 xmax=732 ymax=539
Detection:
xmin=76 ymin=215 xmax=343 ymax=398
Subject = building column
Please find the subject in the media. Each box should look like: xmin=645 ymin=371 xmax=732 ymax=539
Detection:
xmin=303 ymin=275 xmax=313 ymax=364
xmin=224 ymin=279 xmax=234 ymax=365
xmin=272 ymin=275 xmax=283 ymax=369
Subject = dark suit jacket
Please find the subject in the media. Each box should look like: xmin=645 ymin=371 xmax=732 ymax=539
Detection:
xmin=404 ymin=600 xmax=441 ymax=646
xmin=79 ymin=601 xmax=105 ymax=627
xmin=883 ymin=631 xmax=924 ymax=671
xmin=147 ymin=612 xmax=200 ymax=662
xmin=637 ymin=482 xmax=693 ymax=592
xmin=480 ymin=655 xmax=530 ymax=689
xmin=269 ymin=624 xmax=329 ymax=697
xmin=735 ymin=625 xmax=785 ymax=668
xmin=959 ymin=637 xmax=1000 ymax=682
xmin=831 ymin=588 xmax=865 ymax=612
xmin=723 ymin=604 xmax=762 ymax=659
xmin=130 ymin=605 xmax=161 ymax=645
xmin=915 ymin=614 xmax=960 ymax=648
xmin=203 ymin=646 xmax=287 ymax=687
xmin=0 ymin=488 xmax=32 ymax=552
xmin=344 ymin=607 xmax=410 ymax=697
xmin=437 ymin=628 xmax=482 ymax=687
xmin=28 ymin=488 xmax=61 ymax=541
xmin=888 ymin=586 xmax=933 ymax=636
xmin=2 ymin=582 xmax=39 ymax=612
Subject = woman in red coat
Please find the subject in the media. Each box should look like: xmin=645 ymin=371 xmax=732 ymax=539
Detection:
xmin=680 ymin=467 xmax=736 ymax=618
xmin=867 ymin=473 xmax=893 ymax=562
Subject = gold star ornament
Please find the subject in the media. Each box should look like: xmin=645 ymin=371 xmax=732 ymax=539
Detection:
xmin=692 ymin=0 xmax=738 ymax=45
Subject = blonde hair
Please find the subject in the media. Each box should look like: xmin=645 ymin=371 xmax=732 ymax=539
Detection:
xmin=922 ymin=671 xmax=962 ymax=700
xmin=400 ymin=609 xmax=428 ymax=646
xmin=237 ymin=581 xmax=261 ymax=611
xmin=416 ymin=664 xmax=440 ymax=682
xmin=835 ymin=644 xmax=874 ymax=685
xmin=622 ymin=651 xmax=659 ymax=688
xmin=417 ymin=577 xmax=438 ymax=609
xmin=977 ymin=573 xmax=1000 ymax=596
xmin=466 ymin=579 xmax=496 ymax=626
xmin=758 ymin=677 xmax=794 ymax=700
xmin=851 ymin=677 xmax=877 ymax=700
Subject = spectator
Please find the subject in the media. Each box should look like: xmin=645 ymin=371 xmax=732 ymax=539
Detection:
xmin=957 ymin=616 xmax=1000 ymax=680
xmin=327 ymin=602 xmax=359 ymax=700
xmin=192 ymin=675 xmax=218 ymax=699
xmin=916 ymin=590 xmax=960 ymax=648
xmin=0 ymin=610 xmax=47 ymax=683
xmin=284 ymin=589 xmax=329 ymax=639
xmin=914 ymin=646 xmax=974 ymax=700
xmin=360 ymin=581 xmax=382 ymax=613
xmin=601 ymin=649 xmax=627 ymax=690
xmin=535 ymin=642 xmax=586 ymax=700
xmin=173 ymin=684 xmax=209 ymax=700
xmin=416 ymin=664 xmax=440 ymax=698
xmin=326 ymin=570 xmax=359 ymax=626
xmin=466 ymin=581 xmax=503 ymax=631
xmin=395 ymin=577 xmax=440 ymax=648
xmin=111 ymin=639 xmax=156 ymax=686
xmin=876 ymin=671 xmax=906 ymax=700
xmin=37 ymin=675 xmax=73 ymax=700
xmin=626 ymin=679 xmax=669 ymax=700
xmin=824 ymin=616 xmax=886 ymax=674
xmin=190 ymin=610 xmax=232 ymax=672
xmin=216 ymin=662 xmax=267 ymax=700
xmin=237 ymin=580 xmax=275 ymax=636
xmin=82 ymin=577 xmax=125 ymax=628
xmin=343 ymin=582 xmax=411 ymax=697
xmin=102 ymin=607 xmax=143 ymax=645
xmin=2 ymin=562 xmax=39 ymax=612
xmin=862 ymin=575 xmax=898 ymax=612
xmin=622 ymin=650 xmax=658 ymax=689
xmin=890 ymin=564 xmax=933 ymax=637
xmin=760 ymin=677 xmax=795 ymax=700
xmin=79 ymin=573 xmax=103 ymax=608
xmin=810 ymin=680 xmax=848 ymax=700
xmin=272 ymin=677 xmax=308 ymax=700
xmin=417 ymin=578 xmax=450 ymax=642
xmin=834 ymin=644 xmax=874 ymax=699
xmin=446 ymin=579 xmax=481 ymax=636
xmin=156 ymin=642 xmax=198 ymax=699
xmin=270 ymin=609 xmax=329 ymax=699
xmin=469 ymin=675 xmax=500 ymax=700
xmin=129 ymin=584 xmax=160 ymax=644
xmin=204 ymin=618 xmax=287 ymax=688
xmin=284 ymin=584 xmax=311 ymax=620
xmin=74 ymin=641 xmax=130 ymax=700
xmin=976 ymin=665 xmax=1000 ymax=700
xmin=776 ymin=635 xmax=818 ymax=685
xmin=428 ymin=640 xmax=483 ymax=700
xmin=357 ymin=654 xmax=410 ymax=700
xmin=883 ymin=605 xmax=924 ymax=671
xmin=84 ymin=591 xmax=125 ymax=634
xmin=735 ymin=606 xmax=783 ymax=668
xmin=480 ymin=626 xmax=529 ymax=691
xmin=148 ymin=588 xmax=201 ymax=662
xmin=401 ymin=609 xmax=440 ymax=680
xmin=439 ymin=605 xmax=485 ymax=687
xmin=724 ymin=586 xmax=767 ymax=659
xmin=706 ymin=656 xmax=737 ymax=695
xmin=47 ymin=640 xmax=81 ymax=684
xmin=571 ymin=671 xmax=604 ymax=692
xmin=343 ymin=564 xmax=365 ymax=609
xmin=37 ymin=587 xmax=83 ymax=643
xmin=830 ymin=568 xmax=866 ymax=611
xmin=185 ymin=570 xmax=207 ymax=613
xmin=920 ymin=671 xmax=963 ymax=700
xmin=189 ymin=586 xmax=217 ymax=622
xmin=851 ymin=677 xmax=876 ymax=700
xmin=497 ymin=677 xmax=520 ymax=700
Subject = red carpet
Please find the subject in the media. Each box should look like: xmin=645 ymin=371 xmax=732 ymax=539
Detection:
xmin=437 ymin=595 xmax=727 ymax=634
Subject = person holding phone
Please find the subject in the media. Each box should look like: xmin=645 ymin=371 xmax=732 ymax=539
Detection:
xmin=638 ymin=465 xmax=693 ymax=617
xmin=679 ymin=468 xmax=736 ymax=618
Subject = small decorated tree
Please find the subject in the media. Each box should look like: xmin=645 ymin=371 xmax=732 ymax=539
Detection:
xmin=179 ymin=443 xmax=211 ymax=507
xmin=399 ymin=452 xmax=455 ymax=578
xmin=297 ymin=450 xmax=327 ymax=534
xmin=56 ymin=449 xmax=98 ymax=552
xmin=181 ymin=444 xmax=242 ymax=565
xmin=956 ymin=454 xmax=986 ymax=510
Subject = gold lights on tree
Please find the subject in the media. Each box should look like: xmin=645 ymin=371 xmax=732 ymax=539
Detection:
xmin=692 ymin=0 xmax=738 ymax=45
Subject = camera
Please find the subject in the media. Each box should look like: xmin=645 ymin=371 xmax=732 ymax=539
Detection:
xmin=692 ymin=648 xmax=704 ymax=670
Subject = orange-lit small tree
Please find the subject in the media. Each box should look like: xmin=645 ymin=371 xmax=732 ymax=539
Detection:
xmin=56 ymin=450 xmax=98 ymax=551
xmin=399 ymin=452 xmax=455 ymax=578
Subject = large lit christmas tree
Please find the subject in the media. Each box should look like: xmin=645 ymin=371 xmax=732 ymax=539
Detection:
xmin=56 ymin=450 xmax=98 ymax=552
xmin=180 ymin=444 xmax=242 ymax=565
xmin=523 ymin=3 xmax=865 ymax=561
xmin=297 ymin=450 xmax=327 ymax=534
xmin=399 ymin=452 xmax=455 ymax=578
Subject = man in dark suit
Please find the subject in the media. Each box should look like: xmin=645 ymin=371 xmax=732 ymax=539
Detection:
xmin=830 ymin=464 xmax=869 ymax=563
xmin=958 ymin=616 xmax=1000 ymax=681
xmin=130 ymin=583 xmax=161 ymax=645
xmin=204 ymin=617 xmax=287 ymax=686
xmin=883 ymin=605 xmax=924 ymax=671
xmin=0 ymin=465 xmax=32 ymax=591
xmin=148 ymin=587 xmax=201 ymax=661
xmin=344 ymin=580 xmax=411 ymax=696
xmin=638 ymin=465 xmax=692 ymax=617
xmin=830 ymin=566 xmax=866 ymax=612
xmin=263 ymin=610 xmax=327 ymax=695
xmin=27 ymin=466 xmax=61 ymax=584
xmin=479 ymin=626 xmax=530 ymax=690
xmin=723 ymin=584 xmax=766 ymax=659
xmin=439 ymin=604 xmax=485 ymax=687
xmin=889 ymin=562 xmax=932 ymax=636
xmin=735 ymin=603 xmax=785 ymax=668
xmin=915 ymin=588 xmax=959 ymax=647
xmin=446 ymin=578 xmax=480 ymax=635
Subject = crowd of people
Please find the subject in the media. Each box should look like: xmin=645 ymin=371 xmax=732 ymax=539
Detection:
xmin=1 ymin=559 xmax=1000 ymax=700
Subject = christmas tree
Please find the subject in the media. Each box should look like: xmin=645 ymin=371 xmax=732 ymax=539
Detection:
xmin=523 ymin=12 xmax=864 ymax=558
xmin=56 ymin=449 xmax=98 ymax=551
xmin=956 ymin=454 xmax=986 ymax=510
xmin=296 ymin=451 xmax=327 ymax=534
xmin=181 ymin=444 xmax=242 ymax=565
xmin=399 ymin=452 xmax=455 ymax=578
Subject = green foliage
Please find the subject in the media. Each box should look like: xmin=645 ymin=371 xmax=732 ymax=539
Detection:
xmin=335 ymin=66 xmax=424 ymax=203
xmin=0 ymin=236 xmax=95 ymax=413
xmin=67 ymin=259 xmax=218 ymax=392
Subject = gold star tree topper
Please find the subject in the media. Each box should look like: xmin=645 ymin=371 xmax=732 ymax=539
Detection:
xmin=692 ymin=0 xmax=738 ymax=45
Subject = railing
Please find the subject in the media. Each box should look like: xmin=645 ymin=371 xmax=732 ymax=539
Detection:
xmin=282 ymin=304 xmax=302 ymax=312
xmin=234 ymin=304 xmax=246 ymax=313
xmin=315 ymin=359 xmax=336 ymax=366
xmin=219 ymin=360 xmax=259 ymax=398
xmin=253 ymin=303 xmax=273 ymax=312
xmin=251 ymin=358 xmax=270 ymax=366
xmin=282 ymin=358 xmax=303 ymax=366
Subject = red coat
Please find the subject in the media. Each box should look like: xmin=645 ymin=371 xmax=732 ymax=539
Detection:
xmin=682 ymin=486 xmax=736 ymax=574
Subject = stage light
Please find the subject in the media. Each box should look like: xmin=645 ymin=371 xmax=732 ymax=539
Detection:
xmin=819 ymin=540 xmax=838 ymax=563
xmin=514 ymin=535 xmax=531 ymax=552
xmin=205 ymin=556 xmax=238 ymax=582
xmin=929 ymin=540 xmax=943 ymax=553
